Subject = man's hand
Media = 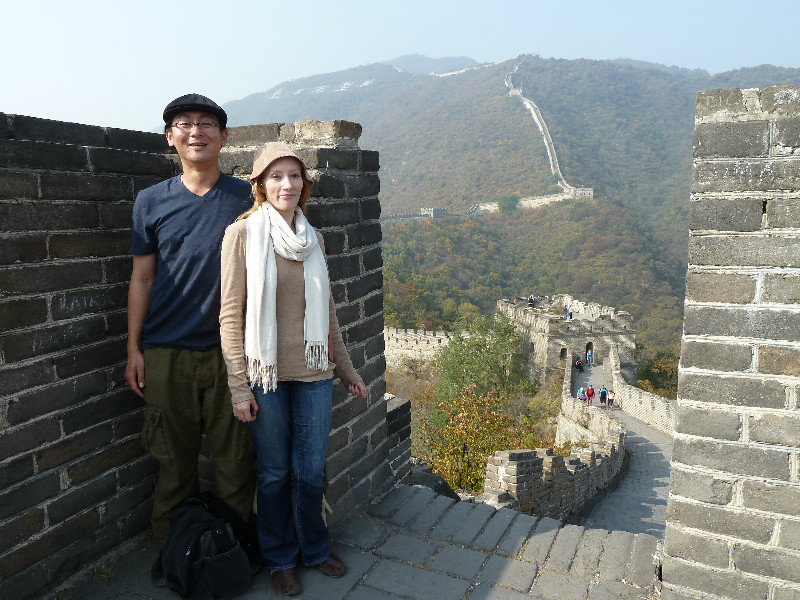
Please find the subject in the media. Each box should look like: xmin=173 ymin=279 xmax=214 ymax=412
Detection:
xmin=125 ymin=349 xmax=146 ymax=398
xmin=348 ymin=380 xmax=367 ymax=399
xmin=232 ymin=397 xmax=258 ymax=422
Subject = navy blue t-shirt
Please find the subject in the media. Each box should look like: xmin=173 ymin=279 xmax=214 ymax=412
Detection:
xmin=131 ymin=173 xmax=252 ymax=350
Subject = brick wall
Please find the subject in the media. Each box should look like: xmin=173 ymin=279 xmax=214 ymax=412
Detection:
xmin=0 ymin=115 xmax=389 ymax=599
xmin=385 ymin=394 xmax=412 ymax=483
xmin=663 ymin=87 xmax=800 ymax=600
xmin=604 ymin=346 xmax=675 ymax=434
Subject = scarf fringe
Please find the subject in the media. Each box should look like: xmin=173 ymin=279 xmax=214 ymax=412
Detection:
xmin=246 ymin=356 xmax=278 ymax=392
xmin=305 ymin=341 xmax=329 ymax=371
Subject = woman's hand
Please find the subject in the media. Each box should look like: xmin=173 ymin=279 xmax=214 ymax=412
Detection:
xmin=232 ymin=396 xmax=258 ymax=422
xmin=348 ymin=380 xmax=367 ymax=399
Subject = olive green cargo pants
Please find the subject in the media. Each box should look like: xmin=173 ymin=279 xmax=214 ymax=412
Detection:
xmin=142 ymin=347 xmax=255 ymax=542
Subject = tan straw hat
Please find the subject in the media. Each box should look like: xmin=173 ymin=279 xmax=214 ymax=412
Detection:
xmin=248 ymin=142 xmax=307 ymax=182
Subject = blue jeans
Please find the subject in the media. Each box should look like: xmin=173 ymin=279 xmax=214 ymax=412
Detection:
xmin=248 ymin=378 xmax=333 ymax=571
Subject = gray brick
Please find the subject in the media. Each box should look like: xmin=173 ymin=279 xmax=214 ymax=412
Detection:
xmin=364 ymin=560 xmax=470 ymax=600
xmin=758 ymin=346 xmax=800 ymax=376
xmin=310 ymin=173 xmax=346 ymax=198
xmin=689 ymin=197 xmax=764 ymax=231
xmin=678 ymin=371 xmax=787 ymax=409
xmin=674 ymin=406 xmax=741 ymax=441
xmin=742 ymin=480 xmax=800 ymax=517
xmin=522 ymin=517 xmax=560 ymax=564
xmin=390 ymin=487 xmax=436 ymax=526
xmin=51 ymin=284 xmax=127 ymax=320
xmin=473 ymin=508 xmax=517 ymax=551
xmin=347 ymin=173 xmax=380 ymax=198
xmin=375 ymin=533 xmax=436 ymax=565
xmin=296 ymin=147 xmax=360 ymax=170
xmin=733 ymin=544 xmax=800 ymax=583
xmin=748 ymin=412 xmax=800 ymax=447
xmin=361 ymin=150 xmax=380 ymax=172
xmin=662 ymin=553 xmax=771 ymax=600
xmin=767 ymin=198 xmax=800 ymax=228
xmin=368 ymin=485 xmax=418 ymax=519
xmin=429 ymin=501 xmax=474 ymax=540
xmin=588 ymin=580 xmax=645 ymax=600
xmin=451 ymin=502 xmax=495 ymax=545
xmin=0 ymin=138 xmax=87 ymax=171
xmin=763 ymin=273 xmax=800 ymax=304
xmin=762 ymin=88 xmax=800 ymax=115
xmin=666 ymin=497 xmax=775 ymax=544
xmin=596 ymin=530 xmax=634 ymax=582
xmin=430 ymin=544 xmax=487 ymax=578
xmin=774 ymin=116 xmax=800 ymax=155
xmin=0 ymin=201 xmax=100 ymax=232
xmin=89 ymin=147 xmax=174 ymax=177
xmin=66 ymin=437 xmax=142 ymax=484
xmin=0 ymin=416 xmax=62 ymax=462
xmin=347 ymin=222 xmax=382 ymax=249
xmin=306 ymin=200 xmax=360 ymax=228
xmin=49 ymin=230 xmax=130 ymax=259
xmin=40 ymin=172 xmax=132 ymax=201
xmin=498 ymin=513 xmax=536 ymax=556
xmin=543 ymin=524 xmax=584 ymax=572
xmin=0 ymin=297 xmax=48 ymax=331
xmin=531 ymin=570 xmax=589 ymax=600
xmin=692 ymin=159 xmax=800 ymax=193
xmin=0 ymin=172 xmax=39 ymax=199
xmin=361 ymin=196 xmax=381 ymax=221
xmin=9 ymin=115 xmax=106 ymax=146
xmin=693 ymin=121 xmax=769 ymax=158
xmin=664 ymin=525 xmax=728 ymax=569
xmin=479 ymin=555 xmax=536 ymax=592
xmin=774 ymin=587 xmax=800 ymax=600
xmin=680 ymin=340 xmax=752 ymax=372
xmin=464 ymin=584 xmax=531 ymax=600
xmin=672 ymin=437 xmax=791 ymax=481
xmin=0 ymin=234 xmax=47 ymax=265
xmin=0 ymin=315 xmax=107 ymax=362
xmin=669 ymin=468 xmax=734 ymax=505
xmin=105 ymin=128 xmax=169 ymax=153
xmin=685 ymin=271 xmax=756 ymax=304
xmin=7 ymin=370 xmax=109 ymax=426
xmin=778 ymin=519 xmax=800 ymax=551
xmin=689 ymin=234 xmax=800 ymax=268
xmin=47 ymin=472 xmax=117 ymax=524
xmin=0 ymin=508 xmax=45 ymax=554
xmin=695 ymin=89 xmax=746 ymax=121
xmin=347 ymin=587 xmax=404 ymax=600
xmin=569 ymin=528 xmax=607 ymax=578
xmin=408 ymin=494 xmax=456 ymax=534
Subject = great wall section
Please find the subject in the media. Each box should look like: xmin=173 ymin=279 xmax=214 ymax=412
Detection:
xmin=3 ymin=85 xmax=800 ymax=600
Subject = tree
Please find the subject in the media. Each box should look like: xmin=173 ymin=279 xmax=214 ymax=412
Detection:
xmin=496 ymin=194 xmax=520 ymax=213
xmin=434 ymin=313 xmax=534 ymax=405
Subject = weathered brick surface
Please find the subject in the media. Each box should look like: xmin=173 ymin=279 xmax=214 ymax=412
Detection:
xmin=0 ymin=117 xmax=385 ymax=599
xmin=670 ymin=88 xmax=800 ymax=600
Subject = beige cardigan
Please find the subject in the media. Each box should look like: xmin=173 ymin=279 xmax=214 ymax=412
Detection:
xmin=219 ymin=219 xmax=359 ymax=405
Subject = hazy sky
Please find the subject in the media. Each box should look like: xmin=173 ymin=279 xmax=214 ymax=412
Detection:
xmin=3 ymin=0 xmax=799 ymax=132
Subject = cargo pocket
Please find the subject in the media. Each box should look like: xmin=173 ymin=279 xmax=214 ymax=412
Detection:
xmin=238 ymin=420 xmax=255 ymax=462
xmin=142 ymin=407 xmax=173 ymax=464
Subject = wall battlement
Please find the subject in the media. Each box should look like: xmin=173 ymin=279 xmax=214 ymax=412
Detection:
xmin=0 ymin=115 xmax=388 ymax=600
xmin=383 ymin=326 xmax=453 ymax=366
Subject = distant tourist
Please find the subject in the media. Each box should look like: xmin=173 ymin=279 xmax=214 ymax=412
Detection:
xmin=599 ymin=385 xmax=608 ymax=406
xmin=608 ymin=389 xmax=615 ymax=408
xmin=563 ymin=305 xmax=569 ymax=321
xmin=579 ymin=390 xmax=587 ymax=403
xmin=586 ymin=385 xmax=595 ymax=405
xmin=587 ymin=349 xmax=593 ymax=366
xmin=528 ymin=295 xmax=535 ymax=308
xmin=575 ymin=357 xmax=583 ymax=372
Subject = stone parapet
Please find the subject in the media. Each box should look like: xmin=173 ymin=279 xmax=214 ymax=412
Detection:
xmin=0 ymin=116 xmax=388 ymax=599
xmin=664 ymin=85 xmax=800 ymax=600
xmin=383 ymin=327 xmax=453 ymax=367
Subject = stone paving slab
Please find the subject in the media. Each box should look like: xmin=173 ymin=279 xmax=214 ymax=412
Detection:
xmin=330 ymin=512 xmax=388 ymax=549
xmin=478 ymin=554 xmax=537 ymax=592
xmin=469 ymin=583 xmax=548 ymax=600
xmin=522 ymin=517 xmax=560 ymax=564
xmin=570 ymin=527 xmax=608 ymax=578
xmin=596 ymin=530 xmax=635 ymax=582
xmin=429 ymin=500 xmax=474 ymax=540
xmin=451 ymin=502 xmax=496 ymax=544
xmin=627 ymin=534 xmax=659 ymax=587
xmin=365 ymin=559 xmax=471 ymax=600
xmin=408 ymin=493 xmax=456 ymax=534
xmin=430 ymin=544 xmax=488 ymax=579
xmin=390 ymin=486 xmax=436 ymax=526
xmin=589 ymin=579 xmax=651 ymax=600
xmin=497 ymin=513 xmax=536 ymax=557
xmin=543 ymin=524 xmax=585 ymax=572
xmin=473 ymin=508 xmax=518 ymax=551
xmin=531 ymin=570 xmax=591 ymax=600
xmin=375 ymin=532 xmax=437 ymax=565
xmin=368 ymin=485 xmax=418 ymax=519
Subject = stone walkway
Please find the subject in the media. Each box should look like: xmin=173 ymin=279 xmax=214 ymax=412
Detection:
xmin=572 ymin=364 xmax=673 ymax=536
xmin=58 ymin=485 xmax=658 ymax=600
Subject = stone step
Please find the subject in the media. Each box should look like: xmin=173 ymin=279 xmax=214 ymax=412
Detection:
xmin=349 ymin=484 xmax=660 ymax=599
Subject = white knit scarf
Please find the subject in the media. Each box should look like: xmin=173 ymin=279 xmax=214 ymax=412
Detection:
xmin=244 ymin=203 xmax=329 ymax=391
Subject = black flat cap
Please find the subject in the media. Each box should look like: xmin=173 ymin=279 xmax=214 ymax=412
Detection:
xmin=163 ymin=93 xmax=227 ymax=129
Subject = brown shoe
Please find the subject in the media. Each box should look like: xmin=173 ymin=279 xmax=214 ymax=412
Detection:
xmin=271 ymin=568 xmax=301 ymax=596
xmin=315 ymin=553 xmax=346 ymax=578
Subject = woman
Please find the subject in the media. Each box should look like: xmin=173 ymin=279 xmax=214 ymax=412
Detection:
xmin=219 ymin=142 xmax=366 ymax=596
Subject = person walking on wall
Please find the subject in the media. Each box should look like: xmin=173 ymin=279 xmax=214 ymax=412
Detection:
xmin=599 ymin=385 xmax=607 ymax=407
xmin=125 ymin=94 xmax=256 ymax=584
xmin=587 ymin=349 xmax=593 ymax=366
xmin=219 ymin=142 xmax=366 ymax=596
xmin=608 ymin=389 xmax=616 ymax=408
xmin=586 ymin=384 xmax=595 ymax=405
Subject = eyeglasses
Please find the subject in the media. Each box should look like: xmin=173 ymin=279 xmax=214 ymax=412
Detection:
xmin=171 ymin=121 xmax=220 ymax=132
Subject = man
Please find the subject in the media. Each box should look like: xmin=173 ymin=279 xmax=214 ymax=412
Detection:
xmin=125 ymin=94 xmax=255 ymax=583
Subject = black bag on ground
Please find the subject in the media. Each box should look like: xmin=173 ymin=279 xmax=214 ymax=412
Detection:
xmin=162 ymin=493 xmax=262 ymax=599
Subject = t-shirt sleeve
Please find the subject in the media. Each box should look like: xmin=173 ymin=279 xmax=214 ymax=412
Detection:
xmin=130 ymin=192 xmax=157 ymax=255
